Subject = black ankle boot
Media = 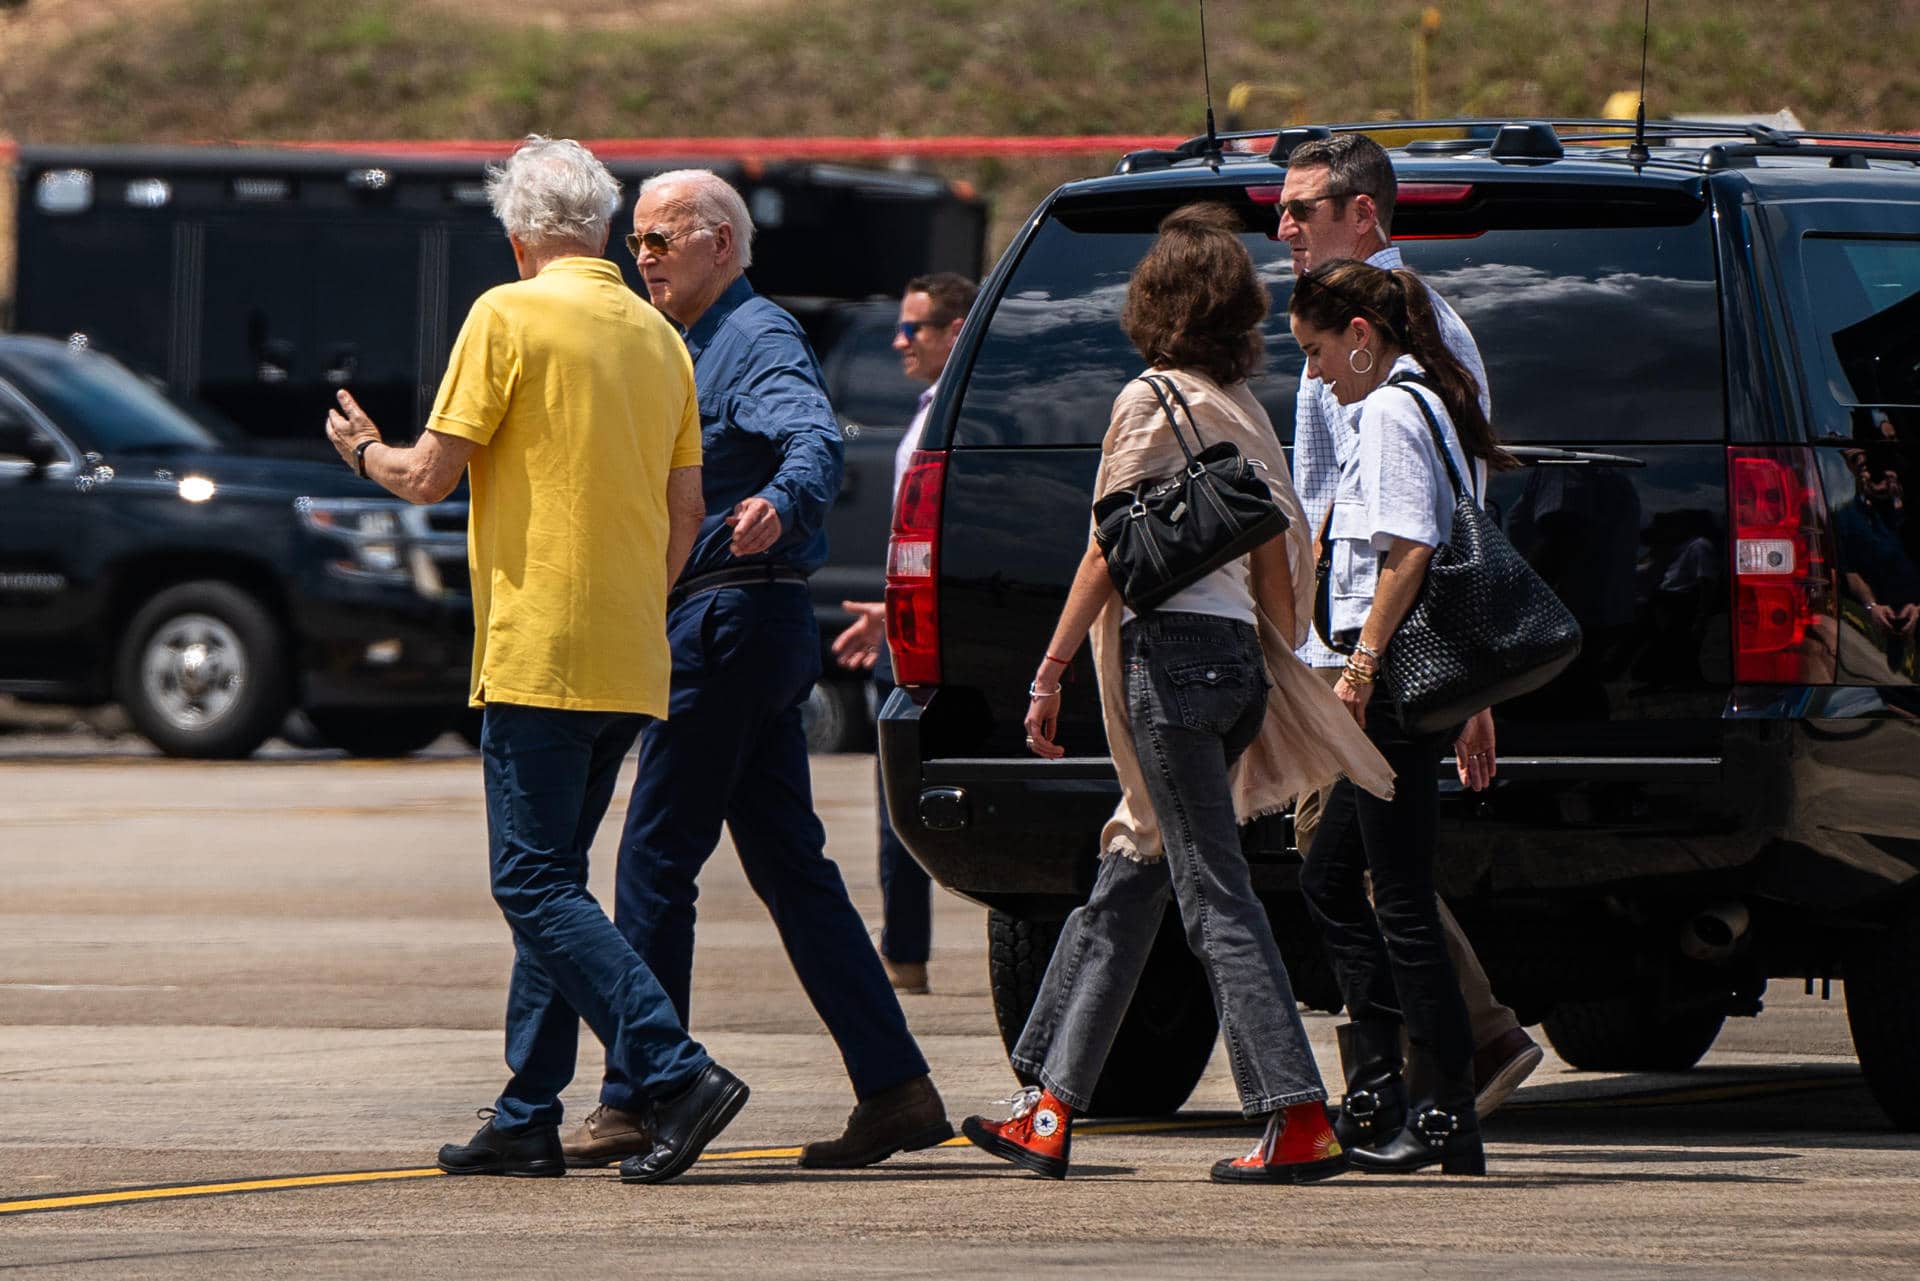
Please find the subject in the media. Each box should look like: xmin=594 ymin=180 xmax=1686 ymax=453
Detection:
xmin=1350 ymin=1044 xmax=1485 ymax=1176
xmin=1332 ymin=1019 xmax=1407 ymax=1151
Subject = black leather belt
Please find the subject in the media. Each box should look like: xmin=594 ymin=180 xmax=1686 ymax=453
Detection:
xmin=667 ymin=564 xmax=808 ymax=611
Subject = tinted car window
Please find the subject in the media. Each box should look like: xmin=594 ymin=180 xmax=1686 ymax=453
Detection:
xmin=951 ymin=191 xmax=1723 ymax=448
xmin=827 ymin=310 xmax=925 ymax=426
xmin=1799 ymin=236 xmax=1920 ymax=412
xmin=3 ymin=348 xmax=223 ymax=453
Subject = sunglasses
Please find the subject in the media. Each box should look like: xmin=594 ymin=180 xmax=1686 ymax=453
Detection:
xmin=625 ymin=225 xmax=711 ymax=257
xmin=896 ymin=318 xmax=953 ymax=342
xmin=1279 ymin=190 xmax=1351 ymax=224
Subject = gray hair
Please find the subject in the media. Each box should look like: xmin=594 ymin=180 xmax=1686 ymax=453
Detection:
xmin=638 ymin=169 xmax=755 ymax=269
xmin=485 ymin=135 xmax=622 ymax=249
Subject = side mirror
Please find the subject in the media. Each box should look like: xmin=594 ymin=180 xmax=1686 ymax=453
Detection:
xmin=0 ymin=416 xmax=62 ymax=473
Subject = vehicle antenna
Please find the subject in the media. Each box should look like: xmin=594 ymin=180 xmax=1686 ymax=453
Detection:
xmin=1628 ymin=0 xmax=1653 ymax=166
xmin=1199 ymin=0 xmax=1222 ymax=165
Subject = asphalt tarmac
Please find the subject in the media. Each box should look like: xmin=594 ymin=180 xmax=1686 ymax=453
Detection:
xmin=1 ymin=732 xmax=1915 ymax=1278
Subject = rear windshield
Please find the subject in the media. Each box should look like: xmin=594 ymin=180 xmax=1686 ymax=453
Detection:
xmin=950 ymin=188 xmax=1724 ymax=448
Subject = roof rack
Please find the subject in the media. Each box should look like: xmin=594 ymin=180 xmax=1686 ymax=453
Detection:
xmin=1116 ymin=118 xmax=1920 ymax=175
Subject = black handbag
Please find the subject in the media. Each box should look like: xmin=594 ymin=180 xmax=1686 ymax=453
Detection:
xmin=1093 ymin=374 xmax=1290 ymax=613
xmin=1376 ymin=377 xmax=1583 ymax=734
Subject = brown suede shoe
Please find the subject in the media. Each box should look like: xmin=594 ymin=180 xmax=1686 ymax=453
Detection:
xmin=1472 ymin=1027 xmax=1545 ymax=1119
xmin=882 ymin=956 xmax=930 ymax=994
xmin=561 ymin=1102 xmax=654 ymax=1168
xmin=798 ymin=1074 xmax=953 ymax=1168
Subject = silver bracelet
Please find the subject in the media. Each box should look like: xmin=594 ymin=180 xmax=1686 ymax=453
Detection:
xmin=1028 ymin=681 xmax=1063 ymax=700
xmin=1354 ymin=640 xmax=1384 ymax=663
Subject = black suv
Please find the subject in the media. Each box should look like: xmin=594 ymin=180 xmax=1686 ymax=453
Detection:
xmin=0 ymin=336 xmax=470 ymax=757
xmin=879 ymin=120 xmax=1920 ymax=1127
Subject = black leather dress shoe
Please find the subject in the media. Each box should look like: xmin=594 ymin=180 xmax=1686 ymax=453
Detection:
xmin=437 ymin=1110 xmax=565 ymax=1177
xmin=619 ymin=1063 xmax=749 ymax=1185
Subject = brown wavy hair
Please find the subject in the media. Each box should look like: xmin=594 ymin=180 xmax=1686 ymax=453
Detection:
xmin=1288 ymin=258 xmax=1512 ymax=469
xmin=1121 ymin=202 xmax=1268 ymax=386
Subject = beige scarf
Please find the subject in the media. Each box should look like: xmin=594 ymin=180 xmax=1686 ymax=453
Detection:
xmin=1091 ymin=368 xmax=1395 ymax=863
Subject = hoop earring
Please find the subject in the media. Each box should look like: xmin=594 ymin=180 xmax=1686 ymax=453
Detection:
xmin=1348 ymin=347 xmax=1375 ymax=375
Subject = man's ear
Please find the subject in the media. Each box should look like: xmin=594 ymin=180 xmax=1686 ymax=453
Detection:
xmin=711 ymin=222 xmax=735 ymax=265
xmin=1348 ymin=192 xmax=1380 ymax=241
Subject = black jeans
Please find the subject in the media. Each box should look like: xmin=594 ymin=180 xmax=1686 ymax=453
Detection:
xmin=1300 ymin=701 xmax=1474 ymax=1087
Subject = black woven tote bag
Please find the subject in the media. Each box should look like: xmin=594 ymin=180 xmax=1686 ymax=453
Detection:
xmin=1381 ymin=378 xmax=1582 ymax=734
xmin=1093 ymin=375 xmax=1290 ymax=613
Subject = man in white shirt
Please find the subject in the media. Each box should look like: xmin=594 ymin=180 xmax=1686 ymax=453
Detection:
xmin=1277 ymin=133 xmax=1543 ymax=1118
xmin=832 ymin=272 xmax=977 ymax=994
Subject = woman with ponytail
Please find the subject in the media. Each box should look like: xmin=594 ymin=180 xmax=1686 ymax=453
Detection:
xmin=1287 ymin=257 xmax=1512 ymax=1176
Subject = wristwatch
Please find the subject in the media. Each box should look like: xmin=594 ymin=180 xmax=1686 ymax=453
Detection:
xmin=353 ymin=439 xmax=377 ymax=478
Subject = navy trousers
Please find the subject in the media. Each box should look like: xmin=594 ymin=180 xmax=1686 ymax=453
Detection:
xmin=482 ymin=703 xmax=711 ymax=1133
xmin=872 ymin=649 xmax=932 ymax=965
xmin=599 ymin=583 xmax=929 ymax=1110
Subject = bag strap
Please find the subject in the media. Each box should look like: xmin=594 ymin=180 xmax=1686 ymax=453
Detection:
xmin=1387 ymin=374 xmax=1477 ymax=505
xmin=1137 ymin=374 xmax=1205 ymax=466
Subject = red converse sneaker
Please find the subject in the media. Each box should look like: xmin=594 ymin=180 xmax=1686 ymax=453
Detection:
xmin=961 ymin=1085 xmax=1071 ymax=1179
xmin=1210 ymin=1100 xmax=1350 ymax=1184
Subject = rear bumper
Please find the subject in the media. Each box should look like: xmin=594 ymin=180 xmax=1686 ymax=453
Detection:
xmin=881 ymin=685 xmax=1920 ymax=920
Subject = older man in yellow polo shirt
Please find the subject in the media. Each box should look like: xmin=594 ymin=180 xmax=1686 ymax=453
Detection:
xmin=324 ymin=135 xmax=746 ymax=1186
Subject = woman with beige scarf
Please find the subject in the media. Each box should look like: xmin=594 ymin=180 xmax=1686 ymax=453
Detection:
xmin=960 ymin=203 xmax=1393 ymax=1184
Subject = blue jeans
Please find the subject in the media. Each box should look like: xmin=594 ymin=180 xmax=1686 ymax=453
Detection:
xmin=600 ymin=584 xmax=929 ymax=1110
xmin=1011 ymin=612 xmax=1329 ymax=1115
xmin=873 ymin=649 xmax=931 ymax=965
xmin=482 ymin=702 xmax=711 ymax=1133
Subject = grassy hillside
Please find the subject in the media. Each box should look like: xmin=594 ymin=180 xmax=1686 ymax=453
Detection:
xmin=1 ymin=0 xmax=1915 ymax=265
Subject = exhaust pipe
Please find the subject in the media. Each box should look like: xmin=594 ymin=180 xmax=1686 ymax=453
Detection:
xmin=1680 ymin=901 xmax=1752 ymax=963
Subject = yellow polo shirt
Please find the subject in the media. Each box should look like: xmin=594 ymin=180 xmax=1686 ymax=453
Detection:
xmin=426 ymin=256 xmax=701 ymax=716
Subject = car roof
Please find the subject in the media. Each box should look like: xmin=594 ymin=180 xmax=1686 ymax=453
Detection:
xmin=1062 ymin=119 xmax=1920 ymax=204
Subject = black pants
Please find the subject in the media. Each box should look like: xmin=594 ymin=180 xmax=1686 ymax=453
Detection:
xmin=1300 ymin=703 xmax=1474 ymax=1089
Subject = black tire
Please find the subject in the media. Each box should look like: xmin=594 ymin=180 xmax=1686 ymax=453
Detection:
xmin=1845 ymin=903 xmax=1920 ymax=1131
xmin=115 ymin=581 xmax=289 ymax=759
xmin=987 ymin=909 xmax=1218 ymax=1116
xmin=305 ymin=707 xmax=455 ymax=758
xmin=801 ymin=677 xmax=872 ymax=754
xmin=1543 ymin=995 xmax=1725 ymax=1072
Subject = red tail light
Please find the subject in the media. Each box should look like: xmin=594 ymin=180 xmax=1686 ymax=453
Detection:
xmin=886 ymin=449 xmax=947 ymax=686
xmin=1729 ymin=446 xmax=1837 ymax=684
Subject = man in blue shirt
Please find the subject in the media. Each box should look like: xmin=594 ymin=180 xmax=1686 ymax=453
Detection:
xmin=564 ymin=169 xmax=951 ymax=1172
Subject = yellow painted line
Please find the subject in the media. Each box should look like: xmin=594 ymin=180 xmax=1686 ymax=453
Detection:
xmin=0 ymin=1079 xmax=1855 ymax=1216
xmin=0 ymin=1168 xmax=444 ymax=1216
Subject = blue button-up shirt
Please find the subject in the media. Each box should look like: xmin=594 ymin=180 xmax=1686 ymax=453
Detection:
xmin=677 ymin=275 xmax=844 ymax=580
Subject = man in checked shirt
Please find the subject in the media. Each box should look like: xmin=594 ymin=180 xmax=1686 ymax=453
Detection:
xmin=1278 ymin=133 xmax=1545 ymax=1121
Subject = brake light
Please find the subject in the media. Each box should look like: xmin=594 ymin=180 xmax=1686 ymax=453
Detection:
xmin=1729 ymin=446 xmax=1837 ymax=684
xmin=886 ymin=449 xmax=947 ymax=685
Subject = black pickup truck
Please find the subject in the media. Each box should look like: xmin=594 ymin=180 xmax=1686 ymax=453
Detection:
xmin=879 ymin=119 xmax=1920 ymax=1127
xmin=0 ymin=335 xmax=470 ymax=757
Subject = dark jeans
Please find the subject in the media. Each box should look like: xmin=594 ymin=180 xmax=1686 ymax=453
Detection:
xmin=1011 ymin=612 xmax=1328 ymax=1115
xmin=600 ymin=584 xmax=929 ymax=1111
xmin=873 ymin=649 xmax=931 ymax=965
xmin=482 ymin=702 xmax=711 ymax=1133
xmin=1300 ymin=701 xmax=1475 ymax=1082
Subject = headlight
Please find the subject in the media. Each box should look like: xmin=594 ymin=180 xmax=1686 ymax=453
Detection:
xmin=297 ymin=498 xmax=409 ymax=580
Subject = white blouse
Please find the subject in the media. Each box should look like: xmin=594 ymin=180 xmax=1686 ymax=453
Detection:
xmin=1325 ymin=355 xmax=1487 ymax=642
